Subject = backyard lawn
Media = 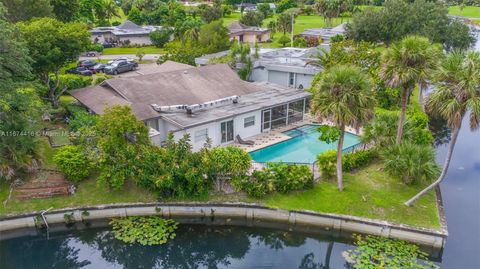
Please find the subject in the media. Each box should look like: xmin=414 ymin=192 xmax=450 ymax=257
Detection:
xmin=264 ymin=162 xmax=440 ymax=229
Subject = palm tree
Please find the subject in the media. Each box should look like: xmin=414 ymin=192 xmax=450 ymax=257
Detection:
xmin=311 ymin=64 xmax=375 ymax=191
xmin=405 ymin=51 xmax=480 ymax=206
xmin=104 ymin=0 xmax=119 ymax=21
xmin=379 ymin=36 xmax=440 ymax=144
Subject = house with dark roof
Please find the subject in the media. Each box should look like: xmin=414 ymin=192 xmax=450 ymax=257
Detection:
xmin=228 ymin=22 xmax=271 ymax=44
xmin=70 ymin=61 xmax=310 ymax=150
xmin=89 ymin=20 xmax=167 ymax=46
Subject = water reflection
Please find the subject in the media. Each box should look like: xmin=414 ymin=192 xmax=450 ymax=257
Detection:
xmin=0 ymin=226 xmax=351 ymax=269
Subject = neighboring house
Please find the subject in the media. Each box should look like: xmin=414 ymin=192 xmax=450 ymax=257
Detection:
xmin=236 ymin=3 xmax=257 ymax=11
xmin=70 ymin=61 xmax=310 ymax=151
xmin=299 ymin=23 xmax=346 ymax=44
xmin=90 ymin=20 xmax=164 ymax=46
xmin=228 ymin=22 xmax=271 ymax=44
xmin=195 ymin=47 xmax=327 ymax=89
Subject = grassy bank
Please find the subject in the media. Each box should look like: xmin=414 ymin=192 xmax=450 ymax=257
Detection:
xmin=265 ymin=163 xmax=440 ymax=229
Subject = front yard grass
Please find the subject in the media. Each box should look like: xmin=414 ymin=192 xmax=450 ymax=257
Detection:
xmin=103 ymin=46 xmax=165 ymax=55
xmin=264 ymin=162 xmax=440 ymax=229
xmin=448 ymin=6 xmax=480 ymax=18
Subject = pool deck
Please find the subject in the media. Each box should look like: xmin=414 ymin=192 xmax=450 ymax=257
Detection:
xmin=233 ymin=116 xmax=362 ymax=153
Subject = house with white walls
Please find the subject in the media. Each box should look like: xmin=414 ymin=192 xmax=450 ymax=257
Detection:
xmin=196 ymin=47 xmax=327 ymax=90
xmin=89 ymin=20 xmax=166 ymax=46
xmin=70 ymin=61 xmax=310 ymax=151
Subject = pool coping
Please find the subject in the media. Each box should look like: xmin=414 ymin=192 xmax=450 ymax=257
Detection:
xmin=0 ymin=193 xmax=448 ymax=251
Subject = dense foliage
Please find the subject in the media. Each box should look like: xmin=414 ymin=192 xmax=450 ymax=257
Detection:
xmin=346 ymin=234 xmax=438 ymax=268
xmin=316 ymin=149 xmax=376 ymax=178
xmin=239 ymin=10 xmax=264 ymax=27
xmin=110 ymin=217 xmax=178 ymax=246
xmin=149 ymin=28 xmax=172 ymax=48
xmin=234 ymin=163 xmax=313 ymax=198
xmin=346 ymin=0 xmax=475 ymax=50
xmin=53 ymin=145 xmax=92 ymax=182
xmin=381 ymin=142 xmax=440 ymax=185
xmin=205 ymin=146 xmax=252 ymax=190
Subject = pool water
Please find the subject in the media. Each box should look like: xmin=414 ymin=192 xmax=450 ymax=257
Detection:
xmin=249 ymin=125 xmax=361 ymax=163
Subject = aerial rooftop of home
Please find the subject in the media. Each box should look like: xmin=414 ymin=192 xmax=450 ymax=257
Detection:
xmin=299 ymin=23 xmax=347 ymax=43
xmin=70 ymin=61 xmax=310 ymax=150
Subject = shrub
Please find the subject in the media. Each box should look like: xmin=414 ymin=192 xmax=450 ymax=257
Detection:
xmin=270 ymin=163 xmax=313 ymax=193
xmin=316 ymin=150 xmax=337 ymax=178
xmin=68 ymin=111 xmax=98 ymax=132
xmin=343 ymin=149 xmax=376 ymax=172
xmin=381 ymin=142 xmax=439 ymax=185
xmin=293 ymin=37 xmax=307 ymax=48
xmin=54 ymin=74 xmax=93 ymax=91
xmin=53 ymin=145 xmax=93 ymax=182
xmin=87 ymin=43 xmax=104 ymax=52
xmin=206 ymin=146 xmax=251 ymax=181
xmin=317 ymin=149 xmax=376 ymax=178
xmin=278 ymin=35 xmax=291 ymax=47
xmin=93 ymin=73 xmax=111 ymax=85
xmin=330 ymin=34 xmax=345 ymax=43
xmin=110 ymin=217 xmax=178 ymax=246
xmin=235 ymin=169 xmax=275 ymax=198
xmin=149 ymin=28 xmax=172 ymax=48
xmin=234 ymin=163 xmax=313 ymax=197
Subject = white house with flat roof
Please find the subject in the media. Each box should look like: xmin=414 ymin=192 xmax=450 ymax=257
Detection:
xmin=71 ymin=61 xmax=310 ymax=151
xmin=196 ymin=47 xmax=328 ymax=90
xmin=89 ymin=20 xmax=165 ymax=46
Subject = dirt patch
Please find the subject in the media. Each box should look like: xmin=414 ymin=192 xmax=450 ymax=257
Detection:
xmin=14 ymin=170 xmax=73 ymax=200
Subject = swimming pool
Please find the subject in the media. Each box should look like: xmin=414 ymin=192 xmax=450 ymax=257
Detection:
xmin=249 ymin=124 xmax=361 ymax=163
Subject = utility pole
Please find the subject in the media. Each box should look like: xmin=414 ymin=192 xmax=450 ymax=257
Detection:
xmin=291 ymin=13 xmax=294 ymax=47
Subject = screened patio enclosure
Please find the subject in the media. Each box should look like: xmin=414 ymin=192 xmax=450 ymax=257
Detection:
xmin=261 ymin=98 xmax=308 ymax=131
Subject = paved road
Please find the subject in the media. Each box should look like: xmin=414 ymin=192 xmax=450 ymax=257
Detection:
xmin=79 ymin=54 xmax=161 ymax=61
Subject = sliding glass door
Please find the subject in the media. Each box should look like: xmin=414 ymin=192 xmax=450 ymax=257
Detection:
xmin=221 ymin=120 xmax=234 ymax=143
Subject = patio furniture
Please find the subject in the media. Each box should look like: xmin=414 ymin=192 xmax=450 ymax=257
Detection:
xmin=236 ymin=135 xmax=255 ymax=146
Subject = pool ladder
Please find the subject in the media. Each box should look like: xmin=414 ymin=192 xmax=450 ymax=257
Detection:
xmin=40 ymin=207 xmax=53 ymax=239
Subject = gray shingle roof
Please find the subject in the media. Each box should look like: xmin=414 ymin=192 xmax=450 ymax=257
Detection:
xmin=70 ymin=63 xmax=265 ymax=121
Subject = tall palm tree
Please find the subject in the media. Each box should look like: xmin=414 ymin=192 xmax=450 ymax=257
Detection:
xmin=405 ymin=51 xmax=480 ymax=206
xmin=104 ymin=0 xmax=119 ymax=22
xmin=311 ymin=64 xmax=375 ymax=191
xmin=379 ymin=36 xmax=441 ymax=144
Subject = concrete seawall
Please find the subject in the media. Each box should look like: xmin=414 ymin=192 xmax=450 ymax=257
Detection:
xmin=0 ymin=202 xmax=447 ymax=250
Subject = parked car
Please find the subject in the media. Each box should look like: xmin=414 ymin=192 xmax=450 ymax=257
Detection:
xmin=78 ymin=60 xmax=98 ymax=68
xmin=84 ymin=51 xmax=102 ymax=57
xmin=104 ymin=60 xmax=138 ymax=75
xmin=107 ymin=57 xmax=133 ymax=65
xmin=65 ymin=67 xmax=93 ymax=76
xmin=90 ymin=63 xmax=106 ymax=73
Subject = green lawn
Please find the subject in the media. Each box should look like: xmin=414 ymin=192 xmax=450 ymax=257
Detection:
xmin=448 ymin=6 xmax=480 ymax=18
xmin=265 ymin=163 xmax=440 ymax=229
xmin=103 ymin=46 xmax=165 ymax=55
xmin=0 ymin=179 xmax=157 ymax=216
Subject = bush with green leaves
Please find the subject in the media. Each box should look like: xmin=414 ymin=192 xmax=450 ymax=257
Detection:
xmin=346 ymin=234 xmax=438 ymax=269
xmin=53 ymin=145 xmax=92 ymax=182
xmin=149 ymin=28 xmax=172 ymax=48
xmin=53 ymin=74 xmax=93 ymax=92
xmin=381 ymin=142 xmax=440 ymax=185
xmin=278 ymin=35 xmax=291 ymax=47
xmin=317 ymin=149 xmax=376 ymax=178
xmin=362 ymin=109 xmax=433 ymax=147
xmin=87 ymin=43 xmax=104 ymax=52
xmin=316 ymin=150 xmax=337 ymax=178
xmin=206 ymin=146 xmax=252 ymax=189
xmin=110 ymin=216 xmax=178 ymax=246
xmin=68 ymin=110 xmax=98 ymax=132
xmin=93 ymin=73 xmax=111 ymax=85
xmin=235 ymin=163 xmax=313 ymax=197
xmin=343 ymin=149 xmax=376 ymax=172
xmin=293 ymin=37 xmax=307 ymax=48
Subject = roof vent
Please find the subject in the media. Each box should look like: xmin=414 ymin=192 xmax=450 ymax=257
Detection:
xmin=183 ymin=70 xmax=188 ymax=74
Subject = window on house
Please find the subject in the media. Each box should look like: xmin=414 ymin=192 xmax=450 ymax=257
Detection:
xmin=289 ymin=72 xmax=294 ymax=87
xmin=194 ymin=128 xmax=208 ymax=142
xmin=244 ymin=116 xmax=255 ymax=128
